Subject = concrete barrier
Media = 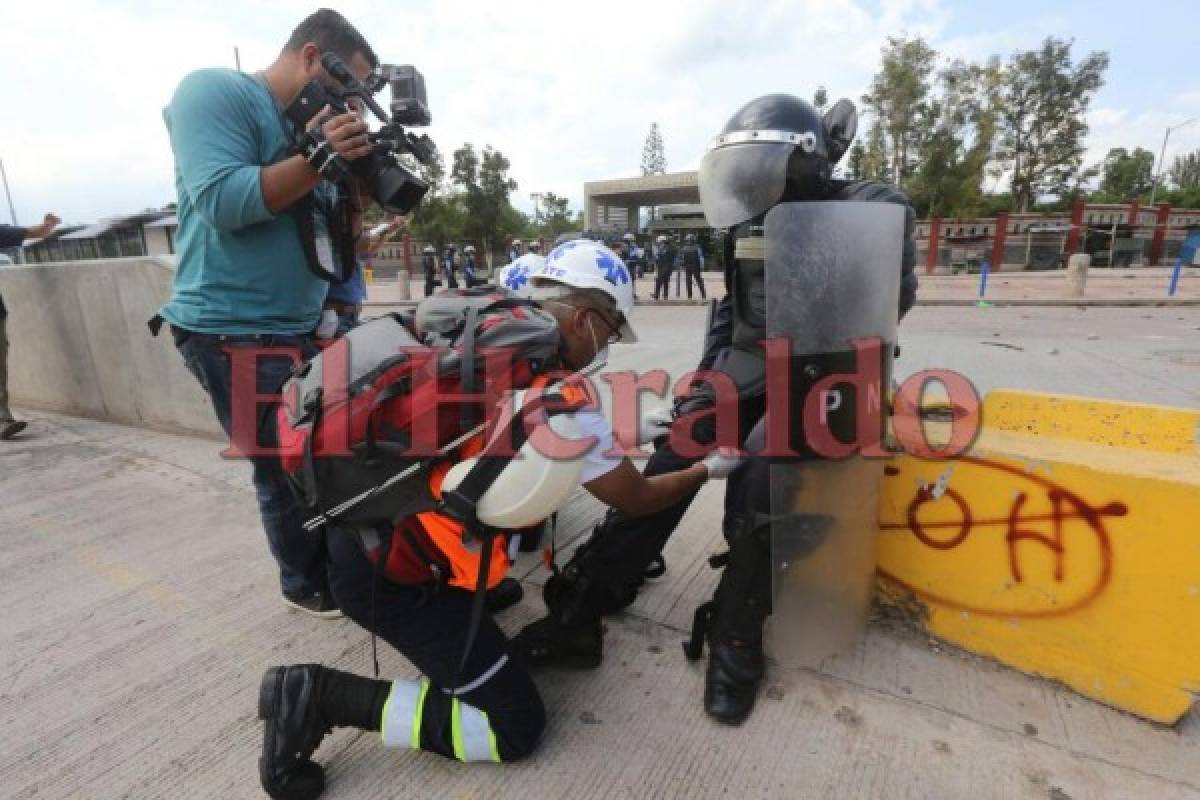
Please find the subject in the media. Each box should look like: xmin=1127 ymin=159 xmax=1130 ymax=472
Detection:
xmin=0 ymin=257 xmax=220 ymax=436
xmin=878 ymin=389 xmax=1200 ymax=723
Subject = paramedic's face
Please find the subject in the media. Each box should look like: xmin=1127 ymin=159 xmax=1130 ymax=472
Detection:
xmin=558 ymin=305 xmax=619 ymax=369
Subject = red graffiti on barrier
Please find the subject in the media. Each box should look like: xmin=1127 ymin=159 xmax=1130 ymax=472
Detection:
xmin=879 ymin=457 xmax=1128 ymax=618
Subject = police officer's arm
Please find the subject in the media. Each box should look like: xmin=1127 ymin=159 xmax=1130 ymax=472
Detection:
xmin=584 ymin=458 xmax=709 ymax=516
xmin=834 ymin=180 xmax=919 ymax=318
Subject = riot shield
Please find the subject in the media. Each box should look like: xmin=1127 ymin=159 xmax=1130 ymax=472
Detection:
xmin=764 ymin=201 xmax=902 ymax=668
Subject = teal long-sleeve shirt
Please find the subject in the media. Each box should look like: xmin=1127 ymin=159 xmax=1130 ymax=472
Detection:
xmin=159 ymin=68 xmax=326 ymax=334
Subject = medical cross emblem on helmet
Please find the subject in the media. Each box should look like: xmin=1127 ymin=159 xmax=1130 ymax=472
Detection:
xmin=505 ymin=265 xmax=530 ymax=290
xmin=596 ymin=252 xmax=629 ymax=286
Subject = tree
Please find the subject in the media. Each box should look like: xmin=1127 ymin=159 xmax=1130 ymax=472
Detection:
xmin=861 ymin=36 xmax=938 ymax=183
xmin=641 ymin=123 xmax=667 ymax=176
xmin=857 ymin=123 xmax=890 ymax=182
xmin=1098 ymin=147 xmax=1155 ymax=198
xmin=813 ymin=86 xmax=828 ymax=114
xmin=993 ymin=38 xmax=1108 ymax=211
xmin=1169 ymin=149 xmax=1200 ymax=190
xmin=450 ymin=143 xmax=519 ymax=264
xmin=846 ymin=140 xmax=866 ymax=180
xmin=408 ymin=150 xmax=467 ymax=250
xmin=906 ymin=59 xmax=1002 ymax=217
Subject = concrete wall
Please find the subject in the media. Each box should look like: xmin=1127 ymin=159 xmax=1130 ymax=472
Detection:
xmin=144 ymin=226 xmax=173 ymax=257
xmin=0 ymin=257 xmax=221 ymax=437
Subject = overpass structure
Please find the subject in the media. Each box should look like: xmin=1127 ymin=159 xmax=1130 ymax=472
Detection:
xmin=583 ymin=170 xmax=701 ymax=233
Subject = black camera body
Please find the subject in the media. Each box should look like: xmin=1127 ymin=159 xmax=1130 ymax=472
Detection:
xmin=285 ymin=54 xmax=436 ymax=215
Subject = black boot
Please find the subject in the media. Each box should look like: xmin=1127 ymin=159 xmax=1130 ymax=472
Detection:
xmin=512 ymin=556 xmax=609 ymax=668
xmin=258 ymin=665 xmax=331 ymax=800
xmin=512 ymin=615 xmax=603 ymax=668
xmin=704 ymin=640 xmax=765 ymax=725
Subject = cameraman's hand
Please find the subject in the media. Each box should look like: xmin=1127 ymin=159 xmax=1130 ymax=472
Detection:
xmin=317 ymin=108 xmax=372 ymax=161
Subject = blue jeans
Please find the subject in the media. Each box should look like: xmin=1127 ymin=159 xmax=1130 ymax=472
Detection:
xmin=174 ymin=327 xmax=329 ymax=597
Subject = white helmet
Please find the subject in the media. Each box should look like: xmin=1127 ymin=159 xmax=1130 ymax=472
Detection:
xmin=441 ymin=390 xmax=584 ymax=528
xmin=422 ymin=245 xmax=436 ymax=254
xmin=512 ymin=239 xmax=522 ymax=247
xmin=464 ymin=244 xmax=476 ymax=254
xmin=534 ymin=240 xmax=637 ymax=343
xmin=527 ymin=240 xmax=542 ymax=252
xmin=655 ymin=235 xmax=668 ymax=244
xmin=495 ymin=254 xmax=544 ymax=298
xmin=622 ymin=232 xmax=636 ymax=242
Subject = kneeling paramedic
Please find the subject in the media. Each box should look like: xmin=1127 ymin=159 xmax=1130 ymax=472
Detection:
xmin=257 ymin=240 xmax=741 ymax=799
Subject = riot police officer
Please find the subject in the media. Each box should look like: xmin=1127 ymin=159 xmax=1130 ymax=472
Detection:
xmin=651 ymin=235 xmax=675 ymax=300
xmin=462 ymin=244 xmax=481 ymax=287
xmin=421 ymin=244 xmax=438 ymax=296
xmin=515 ymin=93 xmax=919 ymax=724
xmin=442 ymin=244 xmax=459 ymax=289
xmin=680 ymin=233 xmax=706 ymax=300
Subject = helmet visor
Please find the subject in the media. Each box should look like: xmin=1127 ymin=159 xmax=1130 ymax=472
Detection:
xmin=699 ymin=141 xmax=792 ymax=228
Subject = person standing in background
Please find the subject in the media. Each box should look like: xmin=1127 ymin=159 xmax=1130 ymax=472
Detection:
xmin=0 ymin=212 xmax=60 ymax=440
xmin=421 ymin=244 xmax=438 ymax=296
xmin=442 ymin=243 xmax=459 ymax=289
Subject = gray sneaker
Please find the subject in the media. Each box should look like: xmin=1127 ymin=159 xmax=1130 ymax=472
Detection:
xmin=282 ymin=591 xmax=343 ymax=619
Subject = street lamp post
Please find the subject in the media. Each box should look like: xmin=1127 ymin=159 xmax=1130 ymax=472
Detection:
xmin=0 ymin=157 xmax=17 ymax=225
xmin=1149 ymin=117 xmax=1199 ymax=205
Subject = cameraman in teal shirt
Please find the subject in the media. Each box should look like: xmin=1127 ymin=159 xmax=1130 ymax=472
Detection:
xmin=160 ymin=9 xmax=378 ymax=615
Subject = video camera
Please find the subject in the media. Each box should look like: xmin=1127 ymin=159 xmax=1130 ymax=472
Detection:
xmin=285 ymin=52 xmax=437 ymax=214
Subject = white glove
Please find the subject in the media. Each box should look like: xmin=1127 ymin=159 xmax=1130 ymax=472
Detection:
xmin=701 ymin=447 xmax=743 ymax=480
xmin=638 ymin=405 xmax=675 ymax=445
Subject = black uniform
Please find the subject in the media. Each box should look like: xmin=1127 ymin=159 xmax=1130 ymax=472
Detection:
xmin=422 ymin=253 xmax=438 ymax=296
xmin=652 ymin=244 xmax=676 ymax=299
xmin=680 ymin=242 xmax=705 ymax=299
xmin=516 ymin=92 xmax=916 ymax=727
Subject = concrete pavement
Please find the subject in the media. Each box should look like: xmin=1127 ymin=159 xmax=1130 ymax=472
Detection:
xmin=367 ymin=266 xmax=1200 ymax=307
xmin=1 ymin=305 xmax=1198 ymax=799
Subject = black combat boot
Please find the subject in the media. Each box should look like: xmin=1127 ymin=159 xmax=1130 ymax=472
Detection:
xmin=704 ymin=639 xmax=765 ymax=725
xmin=512 ymin=556 xmax=609 ymax=668
xmin=258 ymin=665 xmax=332 ymax=800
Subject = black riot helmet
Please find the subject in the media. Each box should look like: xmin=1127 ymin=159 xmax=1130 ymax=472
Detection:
xmin=699 ymin=93 xmax=858 ymax=228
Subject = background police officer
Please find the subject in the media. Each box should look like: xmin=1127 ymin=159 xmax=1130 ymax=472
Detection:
xmin=651 ymin=235 xmax=675 ymax=300
xmin=680 ymin=233 xmax=706 ymax=300
xmin=421 ymin=244 xmax=438 ymax=296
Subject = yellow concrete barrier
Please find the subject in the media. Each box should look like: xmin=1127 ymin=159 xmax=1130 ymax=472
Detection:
xmin=877 ymin=390 xmax=1200 ymax=724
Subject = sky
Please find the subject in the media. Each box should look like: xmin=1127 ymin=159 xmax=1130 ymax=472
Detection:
xmin=2 ymin=0 xmax=1199 ymax=226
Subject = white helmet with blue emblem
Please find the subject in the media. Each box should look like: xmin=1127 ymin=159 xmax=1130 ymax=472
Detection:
xmin=533 ymin=240 xmax=637 ymax=343
xmin=495 ymin=254 xmax=544 ymax=298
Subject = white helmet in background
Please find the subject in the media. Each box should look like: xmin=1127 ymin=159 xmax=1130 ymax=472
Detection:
xmin=533 ymin=240 xmax=637 ymax=343
xmin=527 ymin=240 xmax=542 ymax=252
xmin=495 ymin=254 xmax=544 ymax=298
